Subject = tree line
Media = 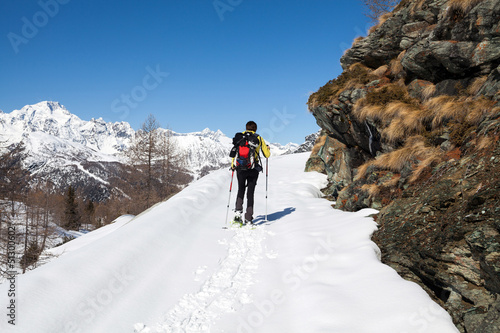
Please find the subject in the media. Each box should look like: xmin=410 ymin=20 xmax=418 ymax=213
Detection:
xmin=0 ymin=114 xmax=189 ymax=277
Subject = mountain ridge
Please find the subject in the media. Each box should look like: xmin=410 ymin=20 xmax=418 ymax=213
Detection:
xmin=0 ymin=101 xmax=312 ymax=201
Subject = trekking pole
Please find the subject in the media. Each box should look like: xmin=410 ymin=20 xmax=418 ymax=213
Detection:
xmin=225 ymin=169 xmax=235 ymax=226
xmin=265 ymin=157 xmax=268 ymax=222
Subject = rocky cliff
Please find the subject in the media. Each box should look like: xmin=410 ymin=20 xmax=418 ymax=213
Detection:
xmin=306 ymin=0 xmax=500 ymax=331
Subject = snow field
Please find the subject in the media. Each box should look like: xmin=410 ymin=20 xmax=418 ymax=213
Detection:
xmin=0 ymin=153 xmax=458 ymax=333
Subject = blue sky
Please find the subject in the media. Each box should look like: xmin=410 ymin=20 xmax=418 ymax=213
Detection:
xmin=1 ymin=0 xmax=372 ymax=145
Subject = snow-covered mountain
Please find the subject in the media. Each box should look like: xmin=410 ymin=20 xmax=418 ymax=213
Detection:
xmin=1 ymin=101 xmax=134 ymax=157
xmin=0 ymin=101 xmax=306 ymax=200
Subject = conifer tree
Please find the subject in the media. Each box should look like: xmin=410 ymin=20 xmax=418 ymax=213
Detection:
xmin=84 ymin=200 xmax=95 ymax=229
xmin=0 ymin=141 xmax=29 ymax=213
xmin=64 ymin=185 xmax=81 ymax=230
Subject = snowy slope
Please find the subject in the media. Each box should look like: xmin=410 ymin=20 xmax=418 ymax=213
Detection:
xmin=0 ymin=153 xmax=458 ymax=333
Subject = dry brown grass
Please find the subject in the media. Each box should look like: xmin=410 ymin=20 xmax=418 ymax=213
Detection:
xmin=381 ymin=174 xmax=401 ymax=187
xmin=359 ymin=83 xmax=413 ymax=106
xmin=425 ymin=96 xmax=462 ymax=128
xmin=342 ymin=63 xmax=376 ymax=92
xmin=353 ymin=103 xmax=386 ymax=123
xmin=467 ymin=76 xmax=488 ymax=96
xmin=308 ymin=62 xmax=375 ymax=107
xmin=361 ymin=174 xmax=401 ymax=198
xmin=381 ymin=102 xmax=427 ymax=143
xmin=412 ymin=1 xmax=426 ymax=13
xmin=372 ymin=65 xmax=389 ymax=78
xmin=354 ymin=82 xmax=429 ymax=143
xmin=368 ymin=12 xmax=393 ymax=34
xmin=464 ymin=97 xmax=496 ymax=124
xmin=409 ymin=149 xmax=443 ymax=183
xmin=426 ymin=95 xmax=496 ymax=128
xmin=422 ymin=84 xmax=436 ymax=100
xmin=374 ymin=137 xmax=424 ymax=171
xmin=394 ymin=0 xmax=427 ymax=14
xmin=349 ymin=62 xmax=371 ymax=73
xmin=361 ymin=183 xmax=380 ymax=199
xmin=355 ymin=162 xmax=372 ymax=181
xmin=352 ymin=36 xmax=365 ymax=47
xmin=476 ymin=135 xmax=495 ymax=150
xmin=355 ymin=136 xmax=444 ymax=182
xmin=353 ymin=84 xmax=419 ymax=127
xmin=311 ymin=135 xmax=327 ymax=155
xmin=354 ymin=78 xmax=495 ymax=148
xmin=389 ymin=51 xmax=406 ymax=77
xmin=448 ymin=0 xmax=484 ymax=12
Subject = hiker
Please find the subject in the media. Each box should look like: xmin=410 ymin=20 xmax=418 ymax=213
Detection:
xmin=230 ymin=121 xmax=271 ymax=224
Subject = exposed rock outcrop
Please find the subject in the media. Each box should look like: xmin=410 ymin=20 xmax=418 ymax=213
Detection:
xmin=306 ymin=0 xmax=500 ymax=331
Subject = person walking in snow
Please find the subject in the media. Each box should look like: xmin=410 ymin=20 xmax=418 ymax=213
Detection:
xmin=230 ymin=121 xmax=271 ymax=224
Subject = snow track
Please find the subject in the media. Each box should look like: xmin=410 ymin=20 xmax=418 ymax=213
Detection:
xmin=136 ymin=225 xmax=270 ymax=333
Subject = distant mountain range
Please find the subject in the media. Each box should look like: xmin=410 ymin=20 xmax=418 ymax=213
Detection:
xmin=0 ymin=101 xmax=317 ymax=201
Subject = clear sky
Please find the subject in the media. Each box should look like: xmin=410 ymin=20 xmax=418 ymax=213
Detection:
xmin=1 ymin=0 xmax=372 ymax=145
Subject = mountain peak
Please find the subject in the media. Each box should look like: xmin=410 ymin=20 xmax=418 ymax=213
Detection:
xmin=13 ymin=101 xmax=72 ymax=122
xmin=31 ymin=101 xmax=68 ymax=114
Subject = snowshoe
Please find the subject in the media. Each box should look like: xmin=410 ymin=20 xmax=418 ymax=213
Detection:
xmin=231 ymin=211 xmax=244 ymax=227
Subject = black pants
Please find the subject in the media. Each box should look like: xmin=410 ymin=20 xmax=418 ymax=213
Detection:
xmin=235 ymin=169 xmax=259 ymax=221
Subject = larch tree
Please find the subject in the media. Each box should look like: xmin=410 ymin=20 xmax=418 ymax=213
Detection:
xmin=361 ymin=0 xmax=400 ymax=21
xmin=127 ymin=114 xmax=163 ymax=208
xmin=126 ymin=114 xmax=187 ymax=210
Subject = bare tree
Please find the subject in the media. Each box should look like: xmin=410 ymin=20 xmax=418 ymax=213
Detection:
xmin=0 ymin=142 xmax=56 ymax=275
xmin=18 ymin=185 xmax=57 ymax=273
xmin=361 ymin=0 xmax=400 ymax=21
xmin=127 ymin=114 xmax=163 ymax=208
xmin=157 ymin=129 xmax=187 ymax=199
xmin=126 ymin=115 xmax=188 ymax=210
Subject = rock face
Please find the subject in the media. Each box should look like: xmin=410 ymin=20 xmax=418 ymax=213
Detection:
xmin=373 ymin=123 xmax=500 ymax=332
xmin=306 ymin=0 xmax=500 ymax=331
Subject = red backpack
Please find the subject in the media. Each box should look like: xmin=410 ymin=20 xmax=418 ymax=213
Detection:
xmin=230 ymin=132 xmax=261 ymax=171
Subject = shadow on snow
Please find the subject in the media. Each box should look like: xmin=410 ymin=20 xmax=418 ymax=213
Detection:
xmin=253 ymin=207 xmax=296 ymax=225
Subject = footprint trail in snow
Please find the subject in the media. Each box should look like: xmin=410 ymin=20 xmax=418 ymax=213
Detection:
xmin=134 ymin=224 xmax=270 ymax=333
